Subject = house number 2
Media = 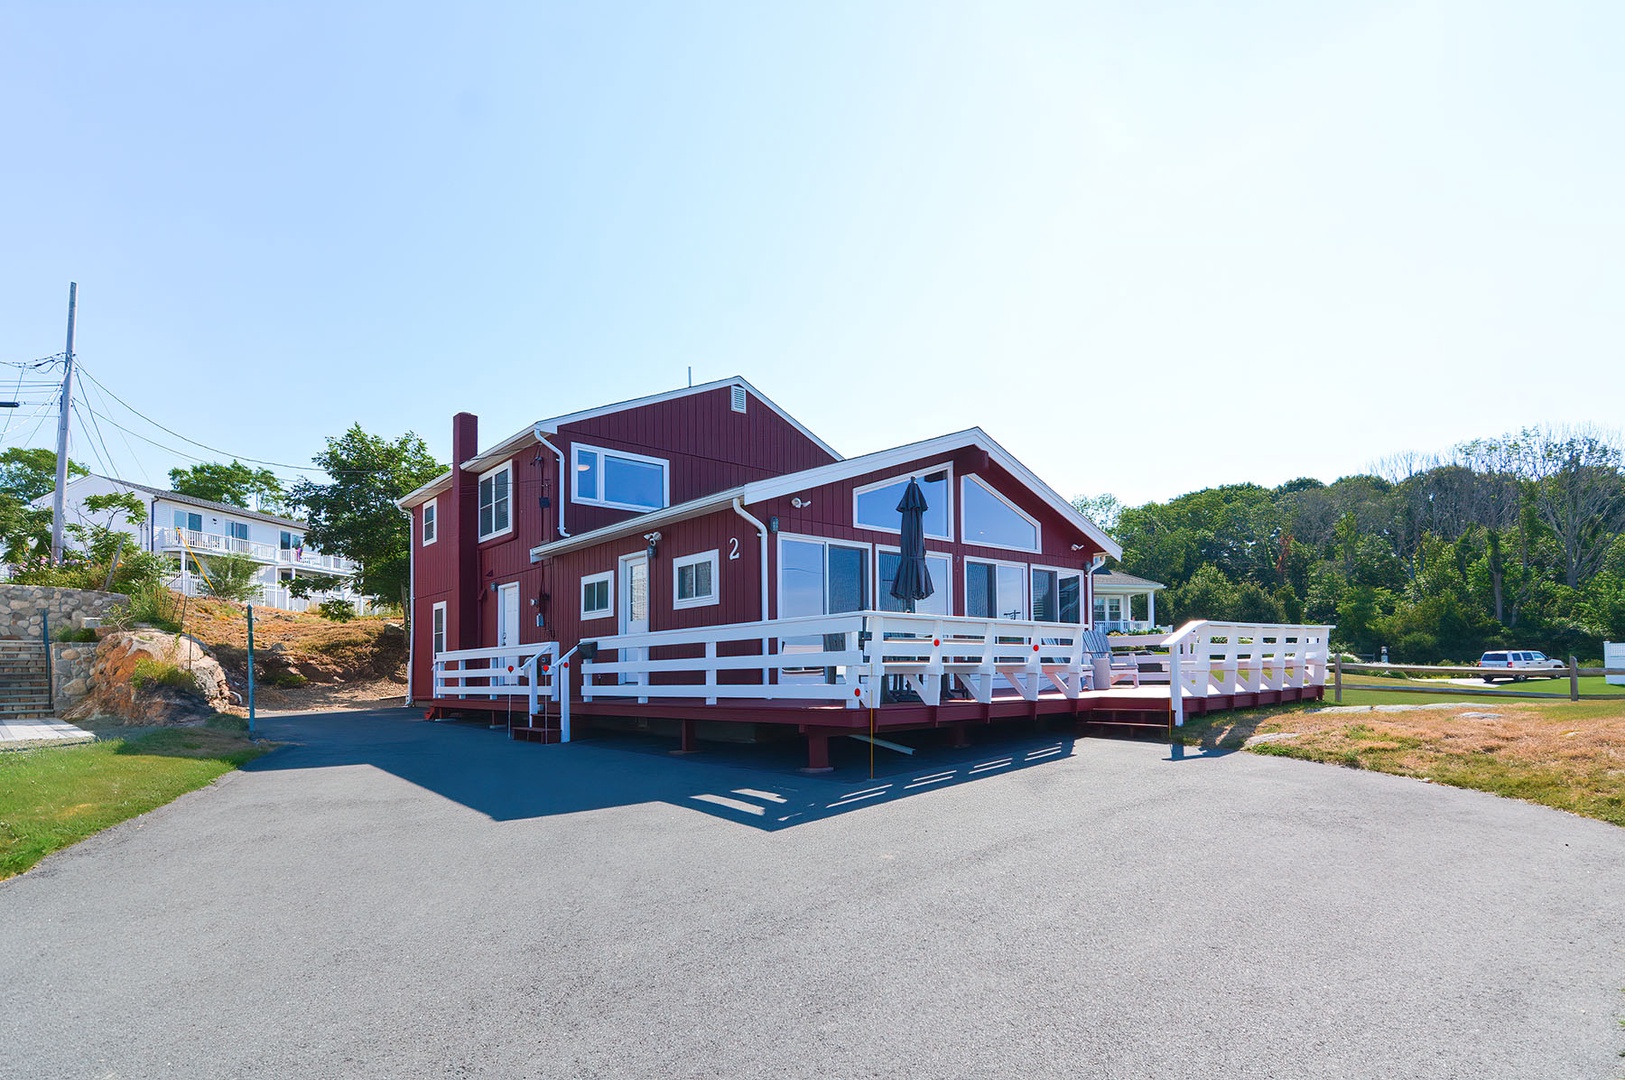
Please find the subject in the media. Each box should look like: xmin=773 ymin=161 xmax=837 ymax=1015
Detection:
xmin=728 ymin=538 xmax=740 ymax=560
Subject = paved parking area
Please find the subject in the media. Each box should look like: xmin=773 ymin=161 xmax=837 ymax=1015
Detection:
xmin=3 ymin=708 xmax=1622 ymax=1078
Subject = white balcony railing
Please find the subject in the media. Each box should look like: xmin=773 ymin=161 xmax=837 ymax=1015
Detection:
xmin=154 ymin=527 xmax=356 ymax=575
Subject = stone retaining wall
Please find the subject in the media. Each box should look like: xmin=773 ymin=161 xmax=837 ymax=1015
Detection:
xmin=0 ymin=585 xmax=129 ymax=641
xmin=50 ymin=641 xmax=98 ymax=713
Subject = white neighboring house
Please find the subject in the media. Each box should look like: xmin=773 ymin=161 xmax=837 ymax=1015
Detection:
xmin=1090 ymin=568 xmax=1167 ymax=632
xmin=35 ymin=475 xmax=365 ymax=613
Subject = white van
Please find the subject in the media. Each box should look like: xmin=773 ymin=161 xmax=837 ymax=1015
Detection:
xmin=1478 ymin=650 xmax=1565 ymax=682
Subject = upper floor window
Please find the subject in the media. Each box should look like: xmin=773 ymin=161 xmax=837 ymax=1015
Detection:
xmin=173 ymin=510 xmax=202 ymax=533
xmin=280 ymin=530 xmax=295 ymax=551
xmin=422 ymin=501 xmax=438 ymax=546
xmin=673 ymin=550 xmax=719 ymax=609
xmin=478 ymin=462 xmax=512 ymax=541
xmin=572 ymin=444 xmax=668 ymax=512
xmin=853 ymin=466 xmax=952 ymax=541
xmin=960 ymin=475 xmax=1040 ymax=552
xmin=228 ymin=522 xmax=249 ymax=542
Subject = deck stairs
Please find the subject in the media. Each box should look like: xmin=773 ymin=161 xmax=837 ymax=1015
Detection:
xmin=0 ymin=639 xmax=54 ymax=721
xmin=511 ymin=709 xmax=565 ymax=744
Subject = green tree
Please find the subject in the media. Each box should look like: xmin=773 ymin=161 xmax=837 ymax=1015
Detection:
xmin=168 ymin=460 xmax=285 ymax=513
xmin=286 ymin=425 xmax=445 ymax=602
xmin=198 ymin=552 xmax=262 ymax=602
xmin=0 ymin=447 xmax=88 ymax=503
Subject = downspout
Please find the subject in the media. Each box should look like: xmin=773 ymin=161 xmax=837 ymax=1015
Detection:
xmin=531 ymin=427 xmax=570 ymax=538
xmin=731 ymin=497 xmax=769 ymax=623
xmin=398 ymin=502 xmax=416 ymax=705
xmin=1088 ymin=554 xmax=1106 ymax=629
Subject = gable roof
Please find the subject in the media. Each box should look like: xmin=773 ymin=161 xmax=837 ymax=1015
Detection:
xmin=44 ymin=475 xmax=308 ymax=530
xmin=1091 ymin=569 xmax=1165 ymax=591
xmin=396 ymin=376 xmax=840 ymax=510
xmin=528 ymin=428 xmax=1123 ymax=562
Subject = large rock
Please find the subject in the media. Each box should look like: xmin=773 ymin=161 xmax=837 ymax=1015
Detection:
xmin=64 ymin=630 xmax=234 ymax=726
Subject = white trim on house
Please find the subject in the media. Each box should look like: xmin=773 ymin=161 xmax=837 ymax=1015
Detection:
xmin=477 ymin=460 xmax=514 ymax=542
xmin=580 ymin=570 xmax=615 ymax=621
xmin=530 ymin=428 xmax=1123 ymax=563
xmin=571 ymin=442 xmax=671 ymax=513
xmin=672 ymin=549 xmax=720 ymax=610
xmin=422 ymin=499 xmax=438 ymax=546
xmin=959 ymin=474 xmax=1041 ymax=554
xmin=851 ymin=462 xmax=955 ymax=542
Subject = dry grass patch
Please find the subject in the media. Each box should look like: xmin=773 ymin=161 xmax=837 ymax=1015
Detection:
xmin=1188 ymin=701 xmax=1625 ymax=826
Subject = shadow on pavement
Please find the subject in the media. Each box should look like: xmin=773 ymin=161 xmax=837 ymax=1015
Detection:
xmin=242 ymin=707 xmax=1080 ymax=832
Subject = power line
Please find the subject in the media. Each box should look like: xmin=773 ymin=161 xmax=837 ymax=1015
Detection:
xmin=77 ymin=363 xmax=325 ymax=474
xmin=70 ymin=400 xmax=112 ymax=477
xmin=73 ymin=371 xmax=121 ymax=481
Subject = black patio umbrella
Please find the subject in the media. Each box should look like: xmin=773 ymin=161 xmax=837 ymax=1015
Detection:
xmin=890 ymin=478 xmax=935 ymax=614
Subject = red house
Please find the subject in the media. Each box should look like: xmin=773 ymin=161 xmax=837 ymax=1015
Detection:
xmin=400 ymin=378 xmax=1328 ymax=769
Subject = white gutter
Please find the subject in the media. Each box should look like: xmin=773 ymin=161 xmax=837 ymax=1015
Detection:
xmin=531 ymin=426 xmax=571 ymax=539
xmin=731 ymin=497 xmax=770 ymax=623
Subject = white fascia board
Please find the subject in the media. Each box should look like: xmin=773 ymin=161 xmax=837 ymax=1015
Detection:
xmin=397 ymin=471 xmax=452 ymax=510
xmin=529 ymin=489 xmax=745 ymax=562
xmin=972 ymin=430 xmax=1124 ymax=560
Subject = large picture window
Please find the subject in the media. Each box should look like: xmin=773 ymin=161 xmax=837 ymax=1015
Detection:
xmin=673 ymin=550 xmax=719 ymax=609
xmin=573 ymin=444 xmax=668 ymax=512
xmin=853 ymin=466 xmax=952 ymax=540
xmin=478 ymin=462 xmax=512 ymax=541
xmin=581 ymin=571 xmax=614 ymax=620
xmin=876 ymin=549 xmax=952 ymax=615
xmin=960 ymin=475 xmax=1040 ymax=552
xmin=965 ymin=558 xmax=1029 ymax=621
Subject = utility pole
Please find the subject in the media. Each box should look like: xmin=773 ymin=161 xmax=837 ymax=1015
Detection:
xmin=51 ymin=282 xmax=77 ymax=564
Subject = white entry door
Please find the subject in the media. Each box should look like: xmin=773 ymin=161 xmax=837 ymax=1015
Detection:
xmin=496 ymin=582 xmax=520 ymax=685
xmin=619 ymin=554 xmax=649 ymax=684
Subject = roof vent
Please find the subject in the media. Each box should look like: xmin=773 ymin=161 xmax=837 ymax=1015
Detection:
xmin=730 ymin=385 xmax=747 ymax=414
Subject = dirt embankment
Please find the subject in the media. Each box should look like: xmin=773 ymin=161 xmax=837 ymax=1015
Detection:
xmin=172 ymin=597 xmax=408 ymax=712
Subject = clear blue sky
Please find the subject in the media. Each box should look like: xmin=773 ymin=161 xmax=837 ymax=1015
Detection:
xmin=2 ymin=1 xmax=1619 ymax=507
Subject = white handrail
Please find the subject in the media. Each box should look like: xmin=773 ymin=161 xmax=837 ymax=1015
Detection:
xmin=433 ymin=642 xmax=560 ymax=704
xmin=1158 ymin=620 xmax=1334 ymax=727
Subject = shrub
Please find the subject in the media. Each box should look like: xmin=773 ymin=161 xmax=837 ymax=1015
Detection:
xmin=317 ymin=599 xmax=356 ymax=623
xmin=199 ymin=553 xmax=261 ymax=603
xmin=54 ymin=626 xmax=99 ymax=643
xmin=107 ymin=583 xmax=183 ymax=633
xmin=262 ymin=671 xmax=308 ymax=688
xmin=129 ymin=657 xmax=204 ymax=697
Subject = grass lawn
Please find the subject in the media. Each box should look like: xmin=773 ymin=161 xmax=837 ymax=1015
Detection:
xmin=0 ymin=717 xmax=269 ymax=880
xmin=1330 ymin=674 xmax=1623 ymax=706
xmin=1178 ymin=698 xmax=1625 ymax=826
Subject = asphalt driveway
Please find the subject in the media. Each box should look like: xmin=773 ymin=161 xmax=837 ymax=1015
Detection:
xmin=3 ymin=708 xmax=1622 ymax=1079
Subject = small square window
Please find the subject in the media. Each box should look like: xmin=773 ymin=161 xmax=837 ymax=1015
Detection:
xmin=581 ymin=572 xmax=614 ymax=620
xmin=673 ymin=550 xmax=719 ymax=609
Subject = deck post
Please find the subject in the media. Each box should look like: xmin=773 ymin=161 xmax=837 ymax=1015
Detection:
xmin=948 ymin=722 xmax=971 ymax=749
xmin=802 ymin=730 xmax=833 ymax=774
xmin=673 ymin=718 xmax=698 ymax=755
xmin=1570 ymin=656 xmax=1580 ymax=702
xmin=1334 ymin=653 xmax=1342 ymax=704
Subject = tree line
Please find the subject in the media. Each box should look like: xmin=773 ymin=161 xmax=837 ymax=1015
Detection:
xmin=1081 ymin=425 xmax=1625 ymax=662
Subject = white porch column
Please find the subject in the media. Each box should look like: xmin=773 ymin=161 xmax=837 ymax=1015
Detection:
xmin=1146 ymin=590 xmax=1155 ymax=628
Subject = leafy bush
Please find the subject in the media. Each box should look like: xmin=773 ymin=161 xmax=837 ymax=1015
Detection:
xmin=129 ymin=657 xmax=204 ymax=697
xmin=199 ymin=553 xmax=262 ymax=603
xmin=54 ymin=626 xmax=99 ymax=643
xmin=262 ymin=670 xmax=308 ymax=688
xmin=106 ymin=584 xmax=183 ymax=633
xmin=317 ymin=599 xmax=356 ymax=623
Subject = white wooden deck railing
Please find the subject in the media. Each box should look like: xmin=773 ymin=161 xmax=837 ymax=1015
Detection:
xmin=432 ymin=642 xmax=564 ymax=731
xmin=578 ymin=612 xmax=1109 ymax=708
xmin=1150 ymin=620 xmax=1334 ymax=726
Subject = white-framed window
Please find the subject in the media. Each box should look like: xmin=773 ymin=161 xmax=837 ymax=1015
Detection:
xmin=777 ymin=534 xmax=871 ymax=617
xmin=853 ymin=464 xmax=954 ymax=541
xmin=572 ymin=443 xmax=669 ymax=512
xmin=960 ymin=475 xmax=1040 ymax=553
xmin=422 ymin=500 xmax=437 ymax=546
xmin=228 ymin=521 xmax=250 ymax=542
xmin=173 ymin=509 xmax=202 ymax=533
xmin=478 ymin=461 xmax=512 ymax=541
xmin=673 ymin=550 xmax=720 ymax=609
xmin=876 ymin=547 xmax=953 ymax=615
xmin=581 ymin=571 xmax=614 ymax=620
xmin=1030 ymin=565 xmax=1084 ymax=624
xmin=431 ymin=601 xmax=447 ymax=656
xmin=1092 ymin=596 xmax=1123 ymax=624
xmin=965 ymin=557 xmax=1029 ymax=621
